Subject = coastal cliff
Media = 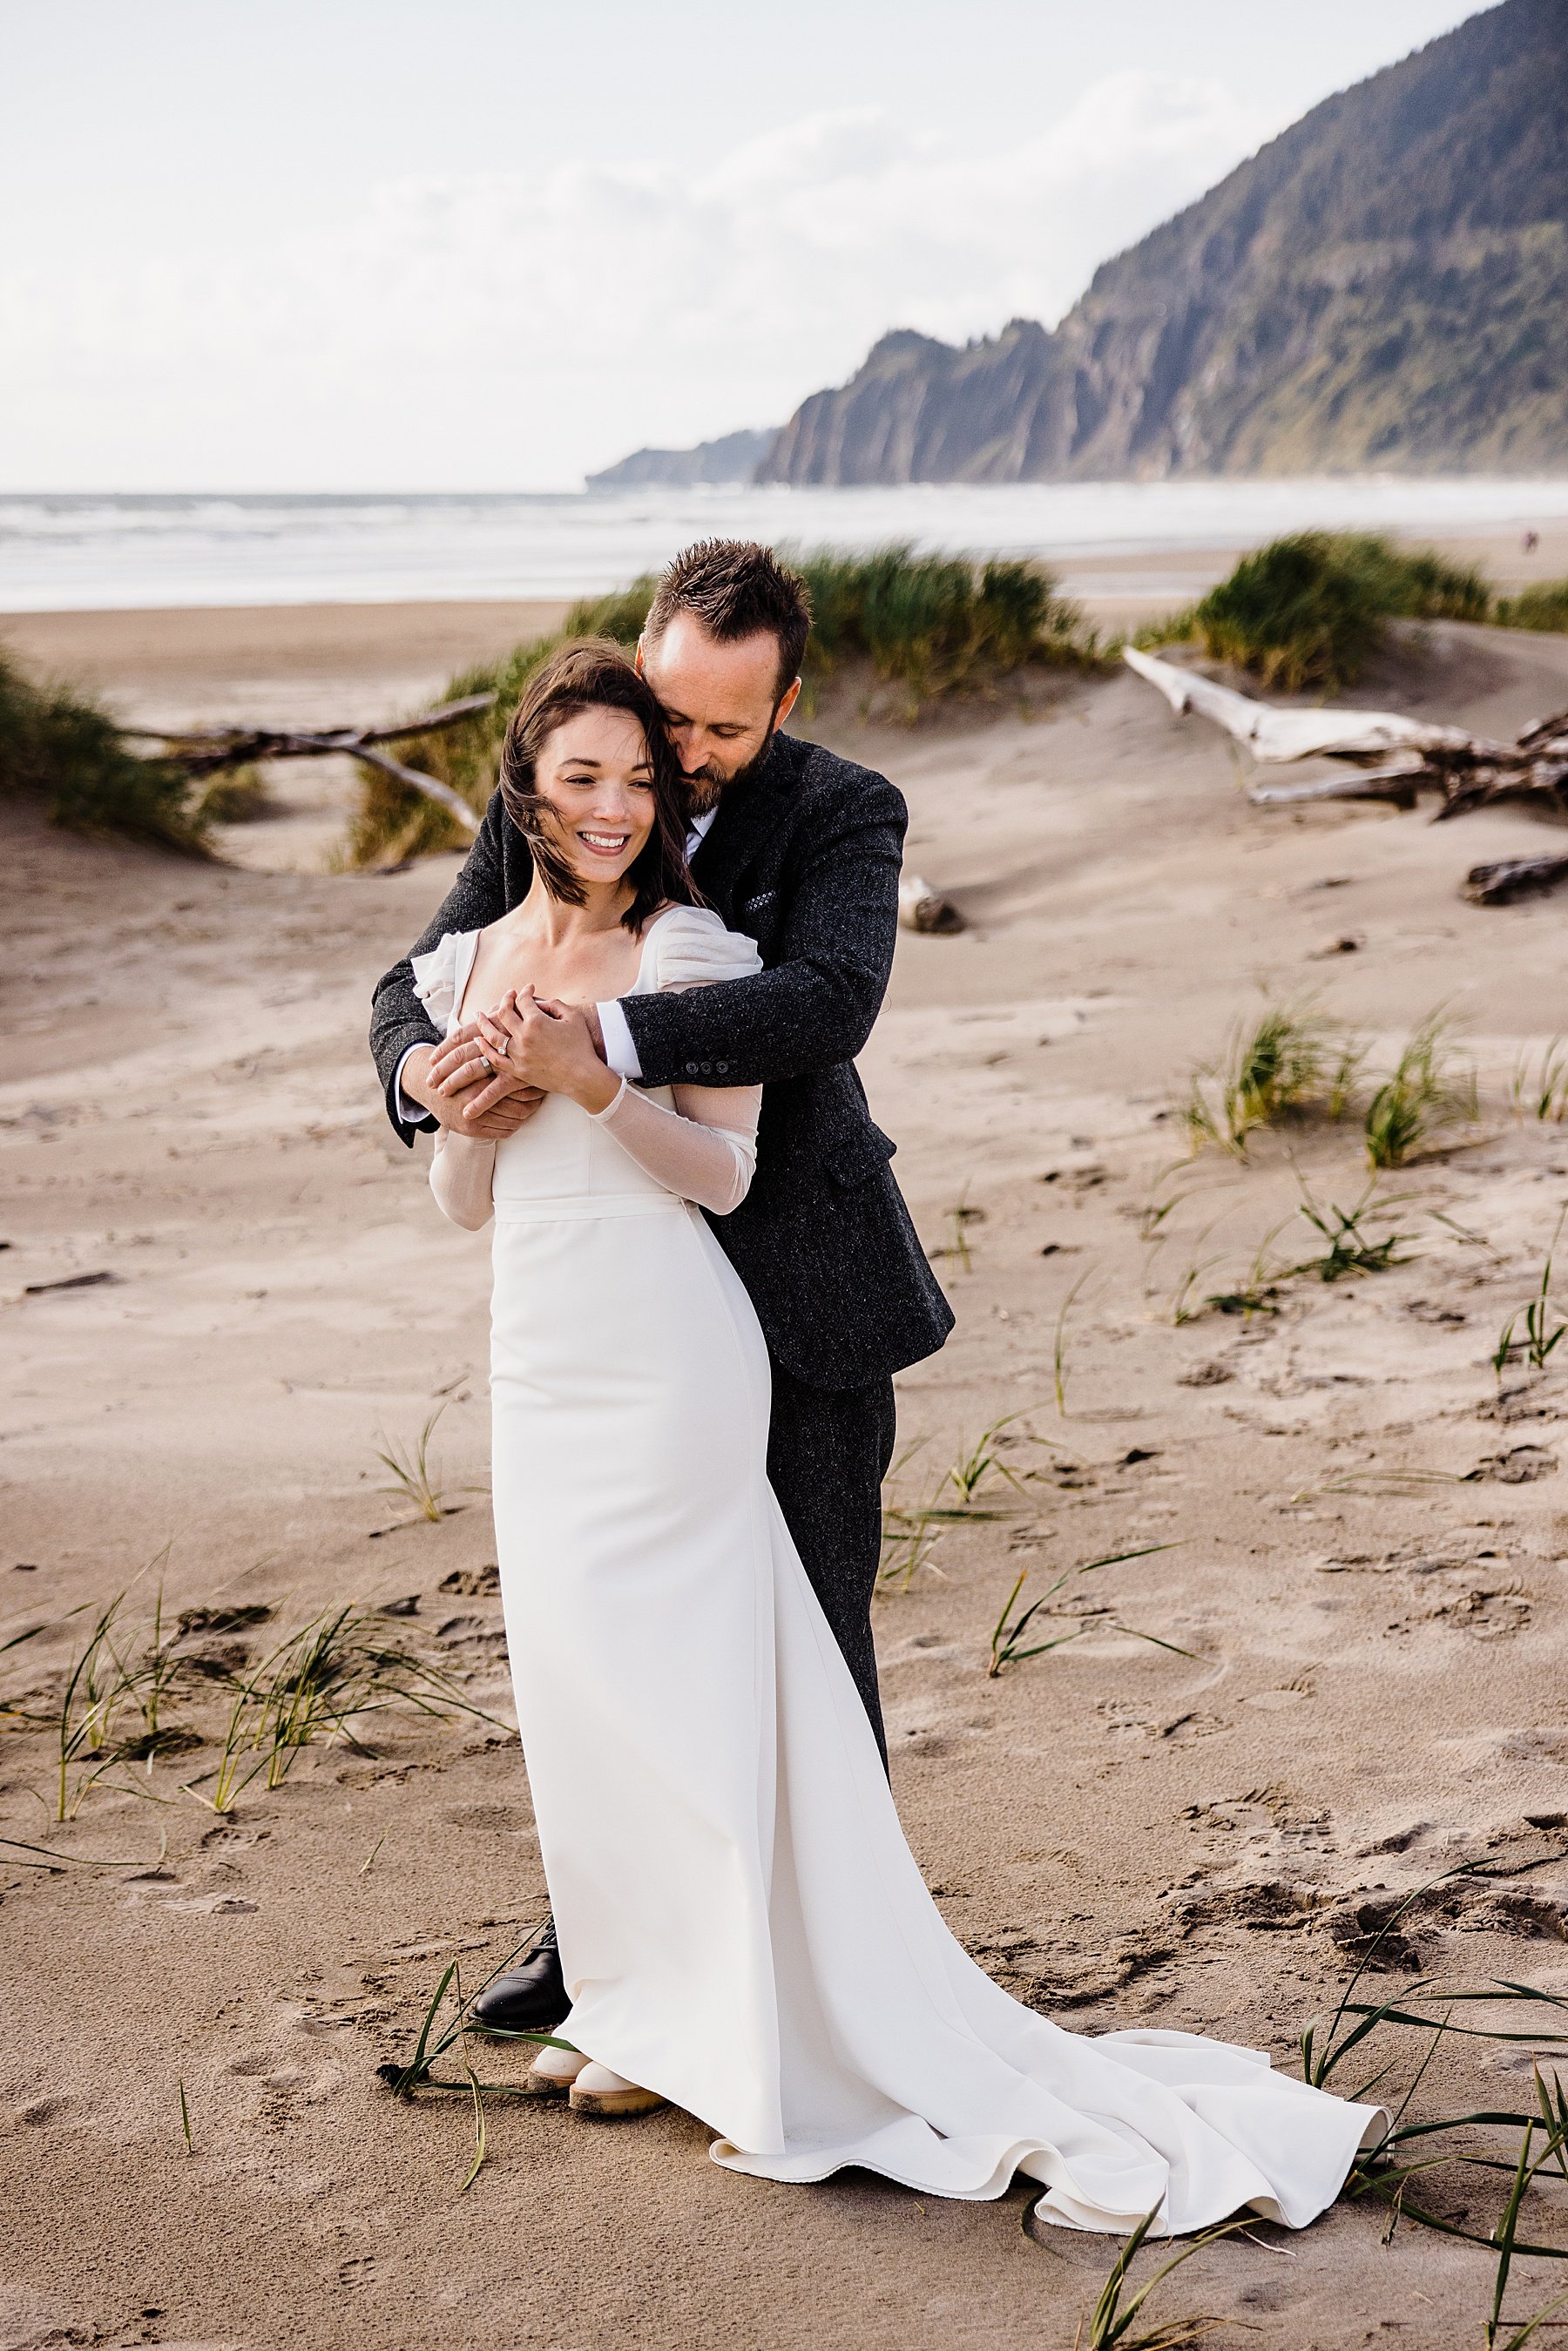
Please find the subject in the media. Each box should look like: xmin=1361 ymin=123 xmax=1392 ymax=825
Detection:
xmin=760 ymin=0 xmax=1568 ymax=484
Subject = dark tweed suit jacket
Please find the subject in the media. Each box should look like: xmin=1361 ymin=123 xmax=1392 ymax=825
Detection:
xmin=369 ymin=730 xmax=954 ymax=1391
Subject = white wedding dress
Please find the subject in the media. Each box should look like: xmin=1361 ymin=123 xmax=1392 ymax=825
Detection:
xmin=412 ymin=904 xmax=1382 ymax=2232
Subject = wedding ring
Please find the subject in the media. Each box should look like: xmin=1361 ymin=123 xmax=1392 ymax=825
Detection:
xmin=477 ymin=1055 xmax=495 ymax=1078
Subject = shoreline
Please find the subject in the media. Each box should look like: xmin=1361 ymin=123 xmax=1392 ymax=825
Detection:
xmin=4 ymin=510 xmax=1567 ymax=643
xmin=4 ymin=517 xmax=1566 ymax=717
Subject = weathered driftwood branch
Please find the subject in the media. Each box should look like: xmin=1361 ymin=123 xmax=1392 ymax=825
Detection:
xmin=118 ymin=692 xmax=495 ymax=837
xmin=1465 ymin=855 xmax=1568 ymax=906
xmin=1433 ymin=753 xmax=1568 ymax=822
xmin=1120 ymin=645 xmax=1490 ymax=766
xmin=1124 ymin=646 xmax=1568 ymax=900
xmin=898 ymin=872 xmax=965 ymax=935
xmin=1246 ymin=763 xmax=1427 ymax=810
xmin=344 ymin=745 xmax=480 ymax=834
xmin=122 ymin=692 xmax=497 ymax=777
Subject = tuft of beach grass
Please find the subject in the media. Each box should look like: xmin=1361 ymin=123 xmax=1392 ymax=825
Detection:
xmin=987 ymin=1545 xmax=1182 ymax=1678
xmin=1058 ymin=2203 xmax=1247 ymax=2349
xmin=1183 ymin=1003 xmax=1335 ymax=1159
xmin=1363 ymin=1017 xmax=1477 ymax=1170
xmin=1494 ymin=1210 xmax=1568 ymax=1380
xmin=0 ymin=648 xmax=210 ymax=853
xmin=1511 ymin=1040 xmax=1568 ymax=1125
xmin=375 ymin=1404 xmax=459 ymax=1525
xmin=0 ymin=1581 xmax=506 ymax=1822
xmin=346 ymin=548 xmax=1105 ymax=865
xmin=1144 ymin=531 xmax=1491 ymax=693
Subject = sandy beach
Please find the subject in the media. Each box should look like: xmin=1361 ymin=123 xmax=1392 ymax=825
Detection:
xmin=5 ymin=584 xmax=1568 ymax=2350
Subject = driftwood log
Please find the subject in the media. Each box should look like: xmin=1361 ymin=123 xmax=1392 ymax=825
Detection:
xmin=1120 ymin=645 xmax=1490 ymax=766
xmin=125 ymin=692 xmax=974 ymax=907
xmin=122 ymin=693 xmax=497 ymax=837
xmin=1123 ymin=645 xmax=1568 ymax=901
xmin=898 ymin=872 xmax=966 ymax=935
xmin=1464 ymin=854 xmax=1568 ymax=905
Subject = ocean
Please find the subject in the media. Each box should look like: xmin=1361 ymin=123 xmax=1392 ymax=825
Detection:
xmin=3 ymin=480 xmax=1568 ymax=612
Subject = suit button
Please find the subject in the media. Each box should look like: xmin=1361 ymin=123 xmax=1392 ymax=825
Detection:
xmin=700 ymin=1062 xmax=713 ymax=1075
xmin=716 ymin=1061 xmax=729 ymax=1074
xmin=685 ymin=1062 xmax=700 ymax=1075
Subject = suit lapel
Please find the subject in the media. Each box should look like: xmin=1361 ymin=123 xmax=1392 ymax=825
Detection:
xmin=690 ymin=734 xmax=800 ymax=914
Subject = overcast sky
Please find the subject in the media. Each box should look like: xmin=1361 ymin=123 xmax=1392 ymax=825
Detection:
xmin=3 ymin=0 xmax=1489 ymax=491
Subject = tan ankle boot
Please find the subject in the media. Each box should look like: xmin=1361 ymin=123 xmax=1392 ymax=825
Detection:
xmin=524 ymin=2043 xmax=589 ymax=2098
xmin=568 ymin=2061 xmax=667 ymax=2118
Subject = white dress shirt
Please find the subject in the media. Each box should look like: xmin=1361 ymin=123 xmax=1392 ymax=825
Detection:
xmin=394 ymin=802 xmax=720 ymax=1121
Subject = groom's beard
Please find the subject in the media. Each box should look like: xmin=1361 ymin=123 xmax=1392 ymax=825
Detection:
xmin=680 ymin=725 xmax=777 ymax=818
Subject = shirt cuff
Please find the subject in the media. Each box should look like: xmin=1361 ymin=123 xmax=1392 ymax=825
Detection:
xmin=598 ymin=999 xmax=643 ymax=1082
xmin=394 ymin=1043 xmax=438 ymax=1130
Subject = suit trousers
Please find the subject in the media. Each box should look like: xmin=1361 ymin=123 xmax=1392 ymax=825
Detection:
xmin=765 ymin=1359 xmax=897 ymax=1771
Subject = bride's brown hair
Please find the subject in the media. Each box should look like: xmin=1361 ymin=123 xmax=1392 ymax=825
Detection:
xmin=497 ymin=638 xmax=700 ymax=934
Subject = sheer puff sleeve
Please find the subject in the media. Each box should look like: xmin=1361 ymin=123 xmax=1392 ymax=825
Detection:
xmin=591 ymin=908 xmax=764 ymax=1218
xmin=412 ymin=933 xmax=497 ymax=1232
xmin=409 ymin=932 xmax=464 ymax=1030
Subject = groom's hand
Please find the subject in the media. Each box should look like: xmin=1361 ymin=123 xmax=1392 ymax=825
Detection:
xmin=405 ymin=1030 xmax=544 ymax=1138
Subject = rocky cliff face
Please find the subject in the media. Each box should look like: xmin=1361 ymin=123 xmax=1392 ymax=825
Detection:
xmin=760 ymin=0 xmax=1568 ymax=484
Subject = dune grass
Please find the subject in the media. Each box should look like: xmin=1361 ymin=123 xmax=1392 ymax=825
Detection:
xmin=1064 ymin=2206 xmax=1247 ymax=2350
xmin=1183 ymin=1003 xmax=1339 ymax=1157
xmin=945 ymin=1414 xmax=1031 ymax=1509
xmin=1145 ymin=531 xmax=1491 ymax=693
xmin=347 ymin=547 xmax=1103 ymax=866
xmin=1493 ymin=1212 xmax=1568 ymax=1379
xmin=345 ymin=635 xmax=561 ymax=865
xmin=1495 ymin=578 xmax=1568 ymax=635
xmin=1293 ymin=1882 xmax=1568 ymax=2341
xmin=876 ymin=1485 xmax=947 ymax=1593
xmin=876 ymin=1416 xmax=1035 ymax=1595
xmin=1511 ymin=1040 xmax=1568 ymax=1125
xmin=797 ymin=546 xmax=1097 ymax=705
xmin=1363 ymin=1016 xmax=1477 ymax=1169
xmin=1 ymin=1585 xmax=503 ymax=1820
xmin=375 ymin=1404 xmax=459 ymax=1524
xmin=192 ymin=764 xmax=273 ymax=825
xmin=182 ymin=1603 xmax=503 ymax=1810
xmin=0 ymin=649 xmax=209 ymax=852
xmin=1183 ymin=1002 xmax=1475 ymax=1170
xmin=378 ymin=1937 xmax=579 ymax=2198
xmin=1170 ymin=1185 xmax=1412 ymax=1326
xmin=1290 ymin=1181 xmax=1413 ymax=1282
xmin=987 ymin=1545 xmax=1184 ymax=1677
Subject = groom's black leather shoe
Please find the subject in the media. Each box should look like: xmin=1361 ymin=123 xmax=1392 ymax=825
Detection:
xmin=470 ymin=1918 xmax=570 ymax=2036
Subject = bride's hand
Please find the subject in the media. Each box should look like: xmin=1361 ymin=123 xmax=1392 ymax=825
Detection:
xmin=475 ymin=990 xmax=618 ymax=1115
xmin=422 ymin=1014 xmax=546 ymax=1133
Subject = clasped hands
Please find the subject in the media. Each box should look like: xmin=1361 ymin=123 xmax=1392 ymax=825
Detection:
xmin=419 ymin=990 xmax=617 ymax=1137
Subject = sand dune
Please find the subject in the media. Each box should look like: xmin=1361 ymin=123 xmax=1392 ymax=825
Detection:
xmin=4 ymin=604 xmax=1568 ymax=2349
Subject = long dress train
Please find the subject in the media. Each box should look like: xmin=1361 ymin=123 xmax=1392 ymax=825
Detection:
xmin=413 ymin=906 xmax=1383 ymax=2233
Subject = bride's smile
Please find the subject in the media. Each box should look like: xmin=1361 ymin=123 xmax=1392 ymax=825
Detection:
xmin=532 ymin=706 xmax=657 ymax=884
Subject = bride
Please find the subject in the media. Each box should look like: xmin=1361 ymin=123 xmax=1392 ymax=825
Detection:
xmin=409 ymin=635 xmax=1382 ymax=2229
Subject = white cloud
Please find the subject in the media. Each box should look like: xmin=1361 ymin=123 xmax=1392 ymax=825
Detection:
xmin=2 ymin=73 xmax=1276 ymax=489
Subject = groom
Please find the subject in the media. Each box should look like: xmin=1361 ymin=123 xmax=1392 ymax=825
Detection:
xmin=369 ymin=538 xmax=953 ymax=2030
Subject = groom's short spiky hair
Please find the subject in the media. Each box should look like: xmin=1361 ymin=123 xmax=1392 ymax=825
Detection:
xmin=644 ymin=540 xmax=811 ymax=697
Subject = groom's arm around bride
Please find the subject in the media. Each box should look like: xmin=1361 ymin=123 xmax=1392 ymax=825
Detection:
xmin=368 ymin=538 xmax=953 ymax=1755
